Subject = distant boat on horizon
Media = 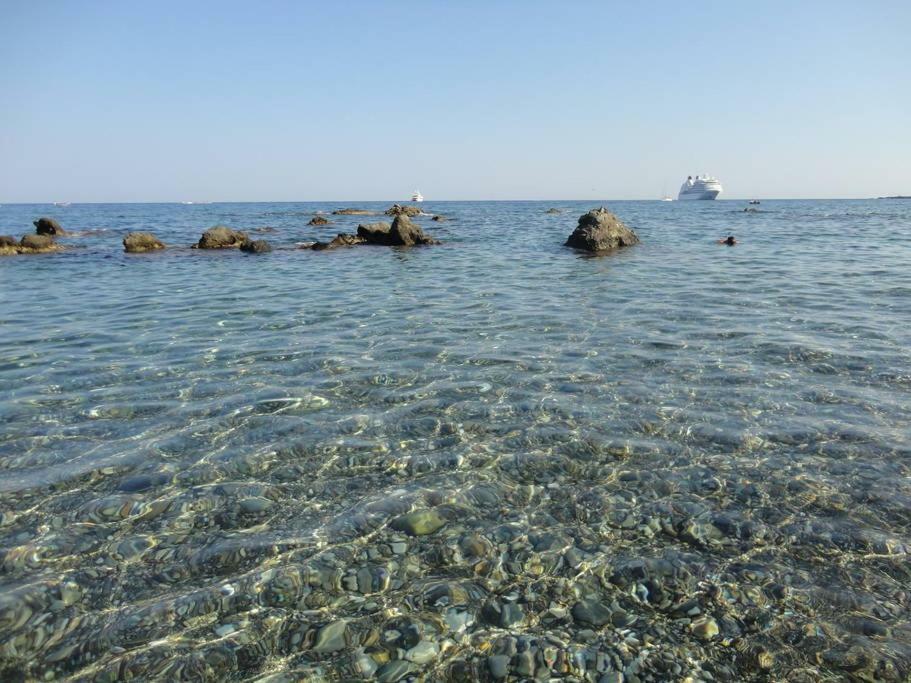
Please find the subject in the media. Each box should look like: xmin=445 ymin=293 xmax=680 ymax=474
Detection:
xmin=661 ymin=195 xmax=673 ymax=201
xmin=53 ymin=201 xmax=70 ymax=207
xmin=411 ymin=190 xmax=424 ymax=202
xmin=678 ymin=175 xmax=723 ymax=200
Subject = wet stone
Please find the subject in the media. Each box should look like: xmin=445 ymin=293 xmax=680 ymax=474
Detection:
xmin=572 ymin=598 xmax=613 ymax=627
xmin=390 ymin=509 xmax=446 ymax=536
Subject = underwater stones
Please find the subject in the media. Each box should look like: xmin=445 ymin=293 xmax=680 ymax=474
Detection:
xmin=196 ymin=225 xmax=248 ymax=249
xmin=239 ymin=238 xmax=272 ymax=253
xmin=385 ymin=203 xmax=422 ymax=217
xmin=34 ymin=217 xmax=66 ymax=235
xmin=488 ymin=654 xmax=510 ymax=679
xmin=405 ymin=640 xmax=438 ymax=664
xmin=390 ymin=509 xmax=447 ymax=536
xmin=572 ymin=598 xmax=613 ymax=627
xmin=312 ymin=619 xmax=348 ymax=652
xmin=375 ymin=659 xmax=413 ymax=682
xmin=482 ymin=600 xmax=525 ymax=628
xmin=123 ymin=231 xmax=166 ymax=253
xmin=690 ymin=616 xmax=719 ymax=640
xmin=308 ymin=215 xmax=330 ymax=225
xmin=565 ymin=207 xmax=639 ymax=253
xmin=238 ymin=496 xmax=274 ymax=514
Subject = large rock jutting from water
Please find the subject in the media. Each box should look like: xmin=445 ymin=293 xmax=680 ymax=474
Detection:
xmin=564 ymin=207 xmax=639 ymax=253
xmin=123 ymin=232 xmax=166 ymax=253
xmin=34 ymin=217 xmax=66 ymax=236
xmin=240 ymin=238 xmax=272 ymax=253
xmin=18 ymin=234 xmax=62 ymax=254
xmin=357 ymin=215 xmax=439 ymax=246
xmin=196 ymin=225 xmax=248 ymax=249
xmin=308 ymin=215 xmax=330 ymax=226
xmin=384 ymin=203 xmax=422 ymax=217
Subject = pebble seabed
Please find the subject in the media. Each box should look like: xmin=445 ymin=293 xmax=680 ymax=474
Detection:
xmin=1 ymin=200 xmax=910 ymax=681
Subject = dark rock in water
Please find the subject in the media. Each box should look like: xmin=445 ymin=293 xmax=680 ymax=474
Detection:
xmin=308 ymin=215 xmax=330 ymax=226
xmin=240 ymin=239 xmax=272 ymax=253
xmin=123 ymin=232 xmax=166 ymax=253
xmin=572 ymin=598 xmax=613 ymax=627
xmin=34 ymin=217 xmax=66 ymax=236
xmin=311 ymin=233 xmax=366 ymax=251
xmin=385 ymin=203 xmax=422 ymax=217
xmin=196 ymin=225 xmax=248 ymax=249
xmin=390 ymin=214 xmax=439 ymax=245
xmin=431 ymin=215 xmax=447 ymax=221
xmin=545 ymin=208 xmax=562 ymax=214
xmin=356 ymin=222 xmax=393 ymax=244
xmin=565 ymin=206 xmax=639 ymax=253
xmin=18 ymin=234 xmax=60 ymax=253
xmin=332 ymin=208 xmax=374 ymax=215
xmin=0 ymin=235 xmax=17 ymax=247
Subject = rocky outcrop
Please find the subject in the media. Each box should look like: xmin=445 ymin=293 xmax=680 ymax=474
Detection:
xmin=0 ymin=236 xmax=17 ymax=248
xmin=240 ymin=238 xmax=272 ymax=253
xmin=356 ymin=222 xmax=393 ymax=244
xmin=308 ymin=215 xmax=330 ymax=226
xmin=34 ymin=217 xmax=66 ymax=236
xmin=356 ymin=216 xmax=439 ymax=246
xmin=332 ymin=208 xmax=375 ymax=216
xmin=545 ymin=208 xmax=562 ymax=214
xmin=564 ymin=207 xmax=639 ymax=253
xmin=17 ymin=234 xmax=62 ymax=254
xmin=311 ymin=233 xmax=366 ymax=251
xmin=431 ymin=215 xmax=447 ymax=222
xmin=384 ymin=204 xmax=422 ymax=217
xmin=196 ymin=225 xmax=248 ymax=249
xmin=123 ymin=232 xmax=166 ymax=253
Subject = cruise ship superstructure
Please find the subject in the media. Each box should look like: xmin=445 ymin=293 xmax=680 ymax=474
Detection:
xmin=678 ymin=175 xmax=723 ymax=200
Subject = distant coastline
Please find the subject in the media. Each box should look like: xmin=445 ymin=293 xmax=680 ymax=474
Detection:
xmin=877 ymin=195 xmax=911 ymax=199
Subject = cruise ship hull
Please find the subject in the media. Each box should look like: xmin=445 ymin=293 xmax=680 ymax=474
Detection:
xmin=678 ymin=189 xmax=720 ymax=200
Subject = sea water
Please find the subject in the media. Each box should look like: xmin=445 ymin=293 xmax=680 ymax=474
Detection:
xmin=1 ymin=200 xmax=909 ymax=680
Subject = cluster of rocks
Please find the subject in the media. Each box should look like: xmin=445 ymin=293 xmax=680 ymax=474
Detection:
xmin=384 ymin=204 xmax=422 ymax=218
xmin=3 ymin=207 xmax=640 ymax=258
xmin=310 ymin=215 xmax=440 ymax=251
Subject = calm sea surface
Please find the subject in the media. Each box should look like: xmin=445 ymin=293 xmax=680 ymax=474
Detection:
xmin=1 ymin=200 xmax=910 ymax=681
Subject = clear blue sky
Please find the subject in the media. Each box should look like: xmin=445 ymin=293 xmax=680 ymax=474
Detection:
xmin=1 ymin=0 xmax=908 ymax=201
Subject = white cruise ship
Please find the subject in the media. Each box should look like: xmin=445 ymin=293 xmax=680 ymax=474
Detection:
xmin=411 ymin=190 xmax=424 ymax=202
xmin=678 ymin=175 xmax=723 ymax=200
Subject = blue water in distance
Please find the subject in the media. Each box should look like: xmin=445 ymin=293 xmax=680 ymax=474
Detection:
xmin=1 ymin=200 xmax=910 ymax=680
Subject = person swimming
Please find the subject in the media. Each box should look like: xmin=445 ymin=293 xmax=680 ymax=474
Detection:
xmin=717 ymin=235 xmax=737 ymax=245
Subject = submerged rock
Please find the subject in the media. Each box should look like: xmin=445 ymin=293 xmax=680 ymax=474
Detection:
xmin=385 ymin=203 xmax=422 ymax=217
xmin=545 ymin=208 xmax=562 ymax=214
xmin=311 ymin=233 xmax=366 ymax=251
xmin=34 ymin=217 xmax=66 ymax=236
xmin=196 ymin=225 xmax=248 ymax=249
xmin=308 ymin=215 xmax=330 ymax=226
xmin=123 ymin=232 xmax=166 ymax=253
xmin=565 ymin=207 xmax=639 ymax=253
xmin=332 ymin=208 xmax=375 ymax=215
xmin=356 ymin=222 xmax=393 ymax=244
xmin=431 ymin=215 xmax=447 ymax=221
xmin=240 ymin=238 xmax=272 ymax=253
xmin=390 ymin=509 xmax=447 ymax=536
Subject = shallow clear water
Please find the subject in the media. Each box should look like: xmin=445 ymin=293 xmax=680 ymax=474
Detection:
xmin=1 ymin=199 xmax=910 ymax=681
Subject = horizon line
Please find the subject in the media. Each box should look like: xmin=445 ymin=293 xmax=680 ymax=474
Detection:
xmin=0 ymin=197 xmax=899 ymax=205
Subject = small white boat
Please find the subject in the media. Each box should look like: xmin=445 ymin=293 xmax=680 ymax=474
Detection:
xmin=53 ymin=202 xmax=71 ymax=207
xmin=661 ymin=196 xmax=673 ymax=202
xmin=411 ymin=190 xmax=424 ymax=202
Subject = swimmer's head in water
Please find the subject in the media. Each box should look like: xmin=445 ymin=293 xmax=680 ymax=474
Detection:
xmin=725 ymin=236 xmax=736 ymax=245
